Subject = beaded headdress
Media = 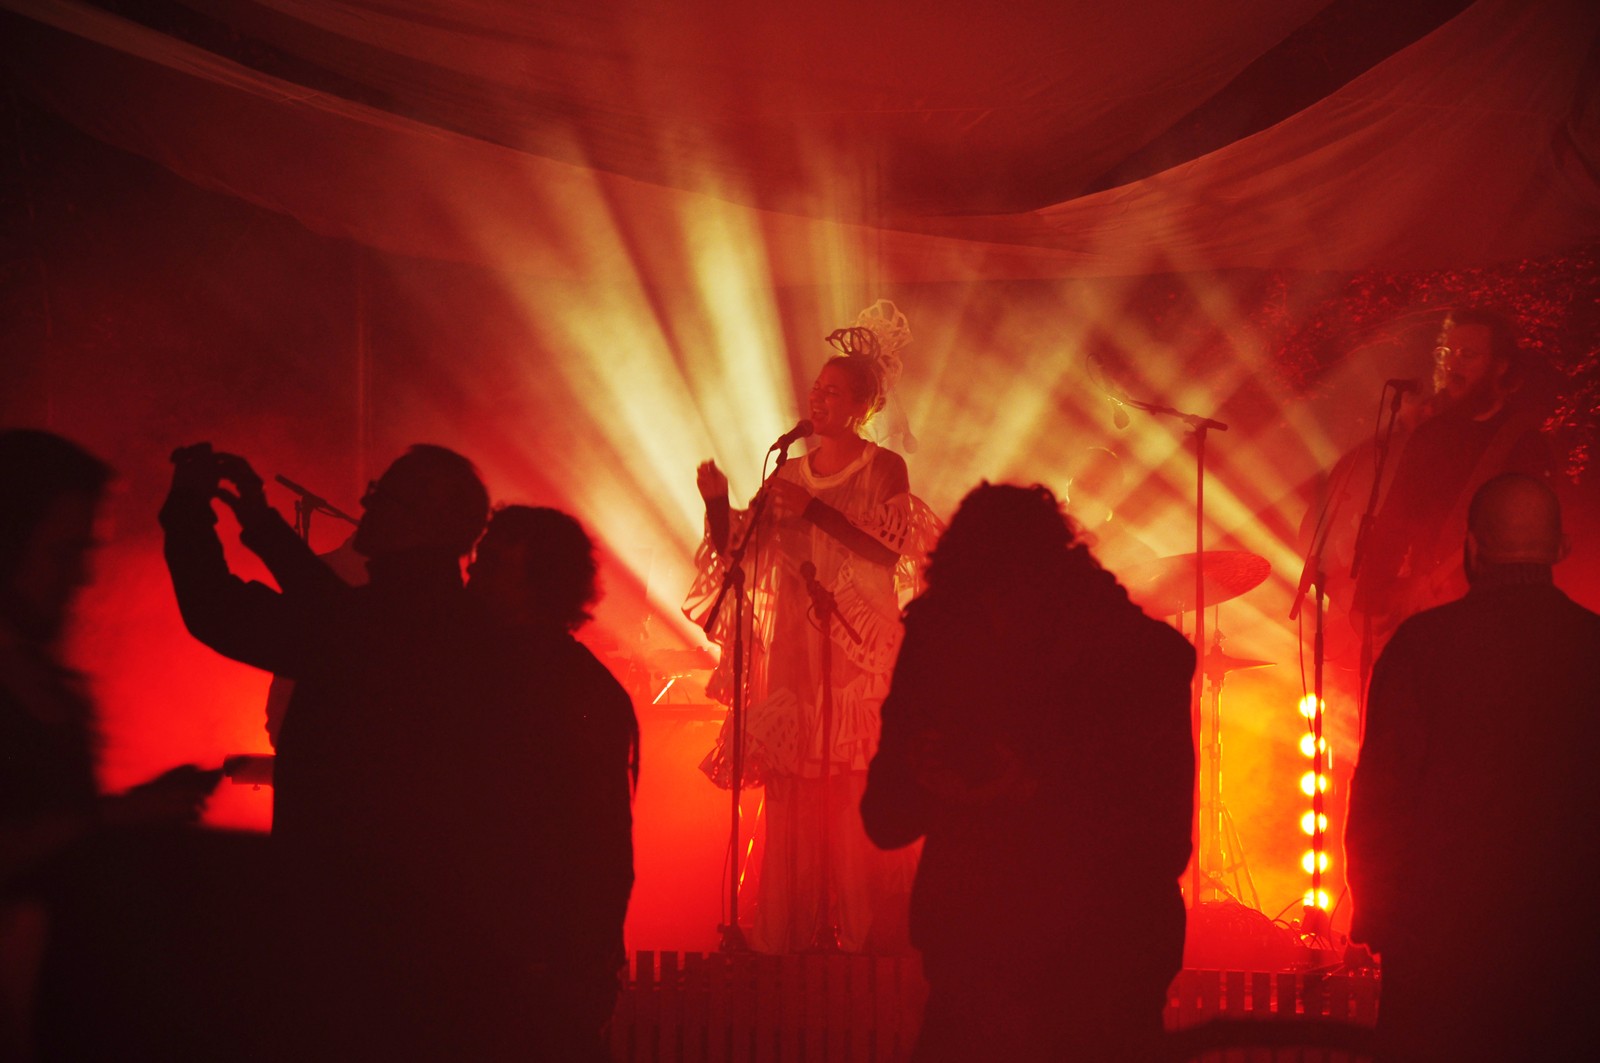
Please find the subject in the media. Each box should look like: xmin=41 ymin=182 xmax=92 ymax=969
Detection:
xmin=824 ymin=298 xmax=912 ymax=396
xmin=823 ymin=299 xmax=916 ymax=447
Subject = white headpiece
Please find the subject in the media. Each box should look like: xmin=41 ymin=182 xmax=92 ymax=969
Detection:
xmin=824 ymin=299 xmax=917 ymax=449
xmin=824 ymin=298 xmax=912 ymax=398
xmin=853 ymin=299 xmax=911 ymax=392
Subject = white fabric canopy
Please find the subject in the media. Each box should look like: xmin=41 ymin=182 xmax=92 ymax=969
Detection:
xmin=2 ymin=0 xmax=1596 ymax=280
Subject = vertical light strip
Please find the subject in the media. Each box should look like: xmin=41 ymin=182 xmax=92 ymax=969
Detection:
xmin=1298 ymin=694 xmax=1331 ymax=912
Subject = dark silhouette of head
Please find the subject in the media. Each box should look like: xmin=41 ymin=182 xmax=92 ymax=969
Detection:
xmin=928 ymin=480 xmax=1113 ymax=598
xmin=470 ymin=505 xmax=600 ymax=631
xmin=353 ymin=445 xmax=488 ymax=560
xmin=1465 ymin=473 xmax=1567 ymax=579
xmin=0 ymin=430 xmax=113 ymax=642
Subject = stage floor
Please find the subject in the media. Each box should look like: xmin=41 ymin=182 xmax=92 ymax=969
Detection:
xmin=607 ymin=951 xmax=1378 ymax=1063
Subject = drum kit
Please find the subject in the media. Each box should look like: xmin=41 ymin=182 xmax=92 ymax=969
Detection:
xmin=1121 ymin=548 xmax=1273 ymax=909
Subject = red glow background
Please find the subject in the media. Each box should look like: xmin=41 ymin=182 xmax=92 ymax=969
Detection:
xmin=3 ymin=0 xmax=1598 ymax=956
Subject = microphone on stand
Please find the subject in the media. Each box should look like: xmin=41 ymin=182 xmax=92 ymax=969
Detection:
xmin=769 ymin=419 xmax=814 ymax=453
xmin=274 ymin=474 xmax=360 ymax=525
xmin=800 ymin=561 xmax=861 ymax=643
xmin=1087 ymin=351 xmax=1132 ymax=430
xmin=1385 ymin=378 xmax=1424 ymax=394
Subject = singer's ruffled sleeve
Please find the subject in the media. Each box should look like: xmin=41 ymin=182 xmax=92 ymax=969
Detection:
xmin=863 ymin=491 xmax=943 ymax=601
xmin=682 ymin=503 xmax=761 ymax=721
xmin=682 ymin=510 xmax=742 ymax=649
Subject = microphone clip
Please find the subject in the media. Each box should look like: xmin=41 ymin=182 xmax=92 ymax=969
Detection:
xmin=799 ymin=561 xmax=862 ymax=644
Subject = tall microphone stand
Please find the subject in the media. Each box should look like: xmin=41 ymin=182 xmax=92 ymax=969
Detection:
xmin=798 ymin=560 xmax=861 ymax=953
xmin=1118 ymin=395 xmax=1229 ymax=907
xmin=1348 ymin=384 xmax=1407 ymax=730
xmin=1286 ymin=381 xmax=1405 ymax=936
xmin=1290 ymin=466 xmax=1341 ymax=934
xmin=701 ymin=440 xmax=798 ymax=952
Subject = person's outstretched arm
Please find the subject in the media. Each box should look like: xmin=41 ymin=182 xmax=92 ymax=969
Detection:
xmin=210 ymin=452 xmax=347 ymax=598
xmin=159 ymin=444 xmax=307 ymax=675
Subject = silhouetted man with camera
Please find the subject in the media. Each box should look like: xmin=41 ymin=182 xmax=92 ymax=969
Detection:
xmin=161 ymin=443 xmax=493 ymax=1059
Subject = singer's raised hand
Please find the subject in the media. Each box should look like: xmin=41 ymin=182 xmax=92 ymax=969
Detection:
xmin=697 ymin=460 xmax=729 ymax=503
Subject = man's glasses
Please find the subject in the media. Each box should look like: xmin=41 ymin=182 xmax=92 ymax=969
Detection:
xmin=1433 ymin=344 xmax=1489 ymax=368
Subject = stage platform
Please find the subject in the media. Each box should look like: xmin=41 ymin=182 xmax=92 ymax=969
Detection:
xmin=606 ymin=951 xmax=1378 ymax=1062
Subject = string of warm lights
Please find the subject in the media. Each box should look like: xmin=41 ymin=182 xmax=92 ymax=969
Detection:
xmin=1298 ymin=694 xmax=1331 ymax=918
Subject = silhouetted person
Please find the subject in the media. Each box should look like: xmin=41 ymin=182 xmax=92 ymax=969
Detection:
xmin=1 ymin=430 xmax=218 ymax=1060
xmin=467 ymin=505 xmax=637 ymax=1060
xmin=263 ymin=531 xmax=368 ymax=750
xmin=861 ymin=483 xmax=1194 ymax=1062
xmin=1347 ymin=473 xmax=1600 ymax=1061
xmin=160 ymin=442 xmax=491 ymax=1060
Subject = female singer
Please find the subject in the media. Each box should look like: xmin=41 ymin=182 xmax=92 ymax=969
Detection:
xmin=686 ymin=303 xmax=938 ymax=954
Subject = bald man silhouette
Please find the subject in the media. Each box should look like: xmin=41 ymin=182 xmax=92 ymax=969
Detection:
xmin=1347 ymin=473 xmax=1600 ymax=1061
xmin=1463 ymin=472 xmax=1568 ymax=570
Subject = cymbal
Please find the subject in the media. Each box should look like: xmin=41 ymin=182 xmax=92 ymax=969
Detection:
xmin=1202 ymin=648 xmax=1274 ymax=676
xmin=1123 ymin=550 xmax=1270 ymax=616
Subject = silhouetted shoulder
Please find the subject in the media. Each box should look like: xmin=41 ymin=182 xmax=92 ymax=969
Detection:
xmin=563 ymin=637 xmax=637 ymax=756
xmin=1145 ymin=613 xmax=1197 ymax=668
xmin=564 ymin=638 xmax=630 ymax=697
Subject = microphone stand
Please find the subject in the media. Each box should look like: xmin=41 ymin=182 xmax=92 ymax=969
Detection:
xmin=1283 ymin=382 xmax=1404 ymax=938
xmin=1118 ymin=396 xmax=1229 ymax=908
xmin=799 ymin=561 xmax=861 ymax=953
xmin=1348 ymin=385 xmax=1407 ymax=731
xmin=1289 ymin=461 xmax=1342 ymax=936
xmin=274 ymin=474 xmax=359 ymax=543
xmin=701 ymin=440 xmax=798 ymax=952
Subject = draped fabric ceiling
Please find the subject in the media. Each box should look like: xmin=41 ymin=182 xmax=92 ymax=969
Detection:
xmin=4 ymin=0 xmax=1598 ymax=283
